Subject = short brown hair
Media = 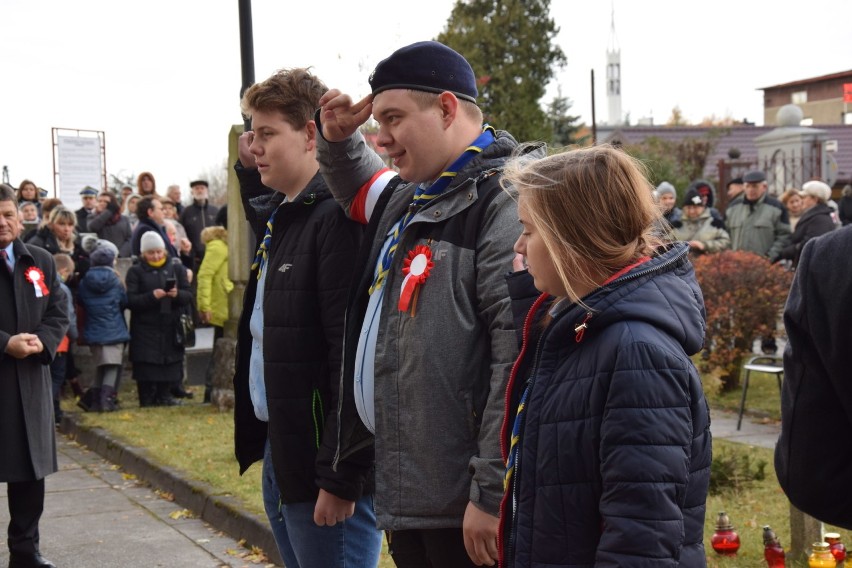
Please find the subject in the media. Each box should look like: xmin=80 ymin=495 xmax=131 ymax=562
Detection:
xmin=408 ymin=90 xmax=483 ymax=124
xmin=240 ymin=68 xmax=327 ymax=129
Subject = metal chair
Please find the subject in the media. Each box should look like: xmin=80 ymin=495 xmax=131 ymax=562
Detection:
xmin=736 ymin=355 xmax=783 ymax=431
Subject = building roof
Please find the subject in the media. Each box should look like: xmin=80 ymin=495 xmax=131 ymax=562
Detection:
xmin=598 ymin=124 xmax=852 ymax=185
xmin=759 ymin=69 xmax=852 ymax=91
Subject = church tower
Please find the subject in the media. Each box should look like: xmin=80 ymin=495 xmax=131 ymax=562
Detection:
xmin=606 ymin=5 xmax=623 ymax=125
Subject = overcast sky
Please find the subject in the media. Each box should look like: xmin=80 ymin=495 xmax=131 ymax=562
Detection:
xmin=3 ymin=0 xmax=852 ymax=204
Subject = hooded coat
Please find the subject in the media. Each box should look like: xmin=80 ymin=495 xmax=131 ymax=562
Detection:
xmin=78 ymin=266 xmax=130 ymax=345
xmin=500 ymin=242 xmax=711 ymax=567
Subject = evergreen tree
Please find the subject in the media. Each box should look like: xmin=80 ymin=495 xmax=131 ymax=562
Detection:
xmin=547 ymin=88 xmax=588 ymax=147
xmin=437 ymin=0 xmax=566 ymax=143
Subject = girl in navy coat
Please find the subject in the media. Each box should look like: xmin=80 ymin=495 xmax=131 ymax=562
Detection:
xmin=499 ymin=145 xmax=711 ymax=567
xmin=78 ymin=241 xmax=130 ymax=411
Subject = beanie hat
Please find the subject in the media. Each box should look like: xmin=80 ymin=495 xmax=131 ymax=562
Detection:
xmin=369 ymin=41 xmax=478 ymax=103
xmin=140 ymin=230 xmax=166 ymax=253
xmin=687 ymin=179 xmax=716 ymax=208
xmin=656 ymin=181 xmax=676 ymax=197
xmin=801 ymin=180 xmax=831 ymax=203
xmin=89 ymin=243 xmax=117 ymax=267
xmin=682 ymin=188 xmax=705 ymax=208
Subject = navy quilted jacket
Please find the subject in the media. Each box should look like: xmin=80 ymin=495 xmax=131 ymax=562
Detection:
xmin=500 ymin=242 xmax=711 ymax=567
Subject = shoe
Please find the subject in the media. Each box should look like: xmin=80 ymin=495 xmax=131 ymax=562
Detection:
xmin=8 ymin=551 xmax=56 ymax=568
xmin=67 ymin=376 xmax=85 ymax=398
xmin=171 ymin=386 xmax=194 ymax=399
xmin=153 ymin=397 xmax=183 ymax=407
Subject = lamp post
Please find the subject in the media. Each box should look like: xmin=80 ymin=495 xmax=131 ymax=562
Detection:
xmin=238 ymin=0 xmax=255 ymax=131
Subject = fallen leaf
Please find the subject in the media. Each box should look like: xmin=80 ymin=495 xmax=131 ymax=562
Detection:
xmin=168 ymin=508 xmax=195 ymax=520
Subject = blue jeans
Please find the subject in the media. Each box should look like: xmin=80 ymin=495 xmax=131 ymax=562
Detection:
xmin=262 ymin=441 xmax=382 ymax=568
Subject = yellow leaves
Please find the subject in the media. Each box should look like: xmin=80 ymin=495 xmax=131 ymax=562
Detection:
xmin=154 ymin=488 xmax=175 ymax=502
xmin=168 ymin=508 xmax=195 ymax=520
xmin=121 ymin=473 xmax=137 ymax=481
xmin=225 ymin=541 xmax=271 ymax=564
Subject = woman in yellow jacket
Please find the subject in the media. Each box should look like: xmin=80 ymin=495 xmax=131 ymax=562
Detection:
xmin=196 ymin=225 xmax=233 ymax=402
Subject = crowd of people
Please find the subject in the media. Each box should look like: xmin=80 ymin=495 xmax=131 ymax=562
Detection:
xmin=3 ymin=38 xmax=851 ymax=568
xmin=8 ymin=176 xmax=228 ymax=419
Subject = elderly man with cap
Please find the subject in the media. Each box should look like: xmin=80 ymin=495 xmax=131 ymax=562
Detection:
xmin=726 ymin=169 xmax=791 ymax=353
xmin=179 ymin=180 xmax=218 ymax=269
xmin=317 ymin=41 xmax=543 ymax=567
xmin=75 ymin=186 xmax=99 ymax=233
xmin=725 ymin=170 xmax=791 ymax=262
xmin=777 ymin=180 xmax=836 ymax=267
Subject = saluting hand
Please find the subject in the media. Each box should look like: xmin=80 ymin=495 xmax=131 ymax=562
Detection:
xmin=238 ymin=132 xmax=256 ymax=169
xmin=318 ymin=89 xmax=373 ymax=142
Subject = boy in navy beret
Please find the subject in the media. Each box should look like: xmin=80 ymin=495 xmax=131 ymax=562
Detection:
xmin=314 ymin=41 xmax=542 ymax=567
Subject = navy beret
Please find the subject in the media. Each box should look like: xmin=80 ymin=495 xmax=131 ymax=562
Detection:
xmin=369 ymin=41 xmax=478 ymax=103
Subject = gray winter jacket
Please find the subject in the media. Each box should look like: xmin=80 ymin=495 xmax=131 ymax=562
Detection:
xmin=315 ymin=126 xmax=541 ymax=530
xmin=726 ymin=192 xmax=791 ymax=261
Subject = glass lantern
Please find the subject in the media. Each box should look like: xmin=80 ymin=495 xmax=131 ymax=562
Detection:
xmin=763 ymin=525 xmax=786 ymax=568
xmin=711 ymin=512 xmax=740 ymax=556
xmin=824 ymin=533 xmax=846 ymax=565
xmin=811 ymin=542 xmax=839 ymax=568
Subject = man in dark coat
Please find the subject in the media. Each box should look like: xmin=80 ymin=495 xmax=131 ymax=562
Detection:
xmin=0 ymin=183 xmax=69 ymax=568
xmin=178 ymin=180 xmax=218 ymax=268
xmin=776 ymin=225 xmax=852 ymax=529
xmin=74 ymin=186 xmax=99 ymax=233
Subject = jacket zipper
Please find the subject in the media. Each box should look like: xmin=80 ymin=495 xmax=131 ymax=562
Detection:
xmin=499 ymin=292 xmax=549 ymax=566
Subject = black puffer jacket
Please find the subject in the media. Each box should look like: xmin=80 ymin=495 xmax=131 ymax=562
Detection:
xmin=232 ymin=165 xmax=364 ymax=504
xmin=500 ymin=243 xmax=711 ymax=567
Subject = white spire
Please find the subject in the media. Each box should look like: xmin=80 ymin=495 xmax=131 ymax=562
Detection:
xmin=605 ymin=1 xmax=623 ymax=125
xmin=607 ymin=2 xmax=620 ymax=54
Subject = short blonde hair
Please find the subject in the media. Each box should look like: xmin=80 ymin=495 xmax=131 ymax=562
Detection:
xmin=503 ymin=144 xmax=664 ymax=304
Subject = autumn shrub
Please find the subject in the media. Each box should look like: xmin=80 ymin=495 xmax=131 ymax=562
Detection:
xmin=709 ymin=443 xmax=767 ymax=495
xmin=692 ymin=251 xmax=793 ymax=390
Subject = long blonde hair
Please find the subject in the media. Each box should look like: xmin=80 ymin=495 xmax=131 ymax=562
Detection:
xmin=503 ymin=144 xmax=664 ymax=304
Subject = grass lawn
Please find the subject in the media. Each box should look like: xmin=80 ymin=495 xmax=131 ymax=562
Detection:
xmin=67 ymin=376 xmax=842 ymax=567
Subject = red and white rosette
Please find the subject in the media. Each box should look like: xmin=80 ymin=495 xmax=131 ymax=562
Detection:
xmin=25 ymin=266 xmax=49 ymax=298
xmin=398 ymin=245 xmax=434 ymax=312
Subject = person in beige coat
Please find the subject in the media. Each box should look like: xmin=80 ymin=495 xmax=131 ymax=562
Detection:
xmin=673 ymin=187 xmax=731 ymax=255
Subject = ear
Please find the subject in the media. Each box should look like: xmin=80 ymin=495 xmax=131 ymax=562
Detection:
xmin=437 ymin=92 xmax=459 ymax=128
xmin=305 ymin=120 xmax=317 ymax=151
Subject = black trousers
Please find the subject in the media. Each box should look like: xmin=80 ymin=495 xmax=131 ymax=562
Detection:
xmin=7 ymin=478 xmax=44 ymax=554
xmin=387 ymin=528 xmax=480 ymax=568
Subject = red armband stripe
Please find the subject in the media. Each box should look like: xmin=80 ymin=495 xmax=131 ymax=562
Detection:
xmin=350 ymin=168 xmax=396 ymax=224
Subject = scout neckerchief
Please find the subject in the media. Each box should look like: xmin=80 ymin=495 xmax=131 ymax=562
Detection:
xmin=251 ymin=202 xmax=285 ymax=280
xmin=368 ymin=125 xmax=496 ymax=295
